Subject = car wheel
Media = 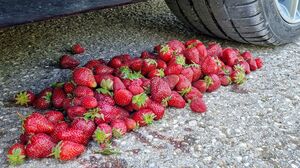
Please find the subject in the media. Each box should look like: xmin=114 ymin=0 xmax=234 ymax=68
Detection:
xmin=165 ymin=0 xmax=300 ymax=45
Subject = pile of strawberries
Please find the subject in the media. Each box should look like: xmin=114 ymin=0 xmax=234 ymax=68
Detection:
xmin=8 ymin=40 xmax=263 ymax=165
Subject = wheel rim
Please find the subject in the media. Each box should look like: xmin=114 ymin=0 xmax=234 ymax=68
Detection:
xmin=275 ymin=0 xmax=300 ymax=23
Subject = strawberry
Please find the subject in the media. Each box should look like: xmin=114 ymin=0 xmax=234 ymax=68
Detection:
xmin=129 ymin=58 xmax=143 ymax=71
xmin=23 ymin=112 xmax=54 ymax=134
xmin=26 ymin=133 xmax=56 ymax=158
xmin=142 ymin=58 xmax=157 ymax=75
xmin=175 ymin=75 xmax=192 ymax=96
xmin=111 ymin=119 xmax=127 ymax=138
xmin=158 ymin=44 xmax=173 ymax=62
xmin=163 ymin=75 xmax=179 ymax=90
xmin=63 ymin=82 xmax=75 ymax=94
xmin=72 ymin=97 xmax=82 ymax=106
xmin=150 ymin=77 xmax=172 ymax=103
xmin=192 ymin=80 xmax=207 ymax=93
xmin=220 ymin=65 xmax=233 ymax=76
xmin=183 ymin=47 xmax=200 ymax=64
xmin=56 ymin=128 xmax=89 ymax=145
xmin=52 ymin=141 xmax=85 ymax=161
xmin=181 ymin=67 xmax=194 ymax=82
xmin=222 ymin=48 xmax=238 ymax=67
xmin=93 ymin=123 xmax=112 ymax=144
xmin=62 ymin=98 xmax=73 ymax=110
xmin=164 ymin=55 xmax=185 ymax=75
xmin=70 ymin=118 xmax=96 ymax=138
xmin=127 ymin=84 xmax=144 ymax=95
xmin=80 ymin=96 xmax=98 ymax=109
xmin=115 ymin=106 xmax=130 ymax=119
xmin=108 ymin=56 xmax=123 ymax=69
xmin=184 ymin=87 xmax=203 ymax=101
xmin=19 ymin=133 xmax=31 ymax=145
xmin=201 ymin=56 xmax=220 ymax=75
xmin=147 ymin=100 xmax=165 ymax=120
xmin=59 ymin=55 xmax=80 ymax=69
xmin=255 ymin=58 xmax=263 ymax=69
xmin=94 ymin=74 xmax=114 ymax=88
xmin=50 ymin=121 xmax=68 ymax=143
xmin=52 ymin=87 xmax=66 ymax=109
xmin=132 ymin=109 xmax=156 ymax=127
xmin=33 ymin=90 xmax=52 ymax=109
xmin=84 ymin=60 xmax=103 ymax=70
xmin=95 ymin=104 xmax=119 ymax=124
xmin=72 ymin=67 xmax=97 ymax=88
xmin=148 ymin=69 xmax=165 ymax=78
xmin=236 ymin=61 xmax=251 ymax=74
xmin=140 ymin=51 xmax=156 ymax=59
xmin=7 ymin=143 xmax=26 ymax=165
xmin=113 ymin=77 xmax=126 ymax=91
xmin=114 ymin=89 xmax=133 ymax=106
xmin=15 ymin=90 xmax=35 ymax=106
xmin=220 ymin=75 xmax=232 ymax=86
xmin=241 ymin=51 xmax=253 ymax=61
xmin=204 ymin=74 xmax=221 ymax=92
xmin=168 ymin=40 xmax=185 ymax=54
xmin=94 ymin=93 xmax=115 ymax=106
xmin=156 ymin=59 xmax=167 ymax=70
xmin=167 ymin=91 xmax=185 ymax=108
xmin=191 ymin=65 xmax=202 ymax=82
xmin=186 ymin=40 xmax=207 ymax=62
xmin=94 ymin=64 xmax=114 ymax=75
xmin=190 ymin=98 xmax=207 ymax=113
xmin=247 ymin=58 xmax=258 ymax=71
xmin=124 ymin=118 xmax=138 ymax=131
xmin=73 ymin=86 xmax=94 ymax=97
xmin=67 ymin=106 xmax=87 ymax=120
xmin=230 ymin=70 xmax=246 ymax=85
xmin=72 ymin=43 xmax=85 ymax=54
xmin=44 ymin=110 xmax=64 ymax=124
xmin=207 ymin=42 xmax=222 ymax=58
xmin=131 ymin=92 xmax=149 ymax=110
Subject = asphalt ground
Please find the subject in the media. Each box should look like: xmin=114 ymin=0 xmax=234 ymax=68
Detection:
xmin=0 ymin=0 xmax=300 ymax=167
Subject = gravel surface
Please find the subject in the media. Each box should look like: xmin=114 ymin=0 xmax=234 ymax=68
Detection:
xmin=0 ymin=0 xmax=300 ymax=167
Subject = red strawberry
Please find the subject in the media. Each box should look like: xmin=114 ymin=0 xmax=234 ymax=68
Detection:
xmin=191 ymin=65 xmax=202 ymax=82
xmin=50 ymin=121 xmax=68 ymax=143
xmin=56 ymin=128 xmax=89 ymax=145
xmin=84 ymin=60 xmax=103 ymax=70
xmin=113 ymin=77 xmax=126 ymax=91
xmin=163 ymin=75 xmax=179 ymax=89
xmin=140 ymin=51 xmax=156 ymax=59
xmin=93 ymin=123 xmax=112 ymax=144
xmin=181 ymin=67 xmax=194 ymax=82
xmin=201 ymin=56 xmax=220 ymax=75
xmin=70 ymin=118 xmax=96 ymax=138
xmin=142 ymin=58 xmax=157 ymax=75
xmin=168 ymin=40 xmax=185 ymax=54
xmin=247 ymin=58 xmax=258 ymax=71
xmin=52 ymin=87 xmax=66 ymax=109
xmin=148 ymin=69 xmax=165 ymax=78
xmin=7 ymin=143 xmax=26 ymax=165
xmin=124 ymin=118 xmax=138 ymax=131
xmin=72 ymin=97 xmax=82 ymax=106
xmin=59 ymin=55 xmax=80 ymax=69
xmin=19 ymin=133 xmax=31 ymax=145
xmin=63 ymin=82 xmax=75 ymax=94
xmin=132 ymin=109 xmax=156 ymax=127
xmin=230 ymin=70 xmax=246 ymax=85
xmin=147 ymin=100 xmax=165 ymax=120
xmin=167 ymin=91 xmax=186 ymax=108
xmin=129 ymin=58 xmax=143 ymax=71
xmin=222 ymin=48 xmax=238 ymax=67
xmin=94 ymin=74 xmax=114 ymax=88
xmin=33 ymin=91 xmax=52 ymax=110
xmin=26 ymin=133 xmax=55 ymax=158
xmin=94 ymin=93 xmax=115 ymax=106
xmin=128 ymin=84 xmax=144 ymax=95
xmin=156 ymin=59 xmax=167 ymax=70
xmin=204 ymin=74 xmax=221 ymax=92
xmin=23 ymin=112 xmax=54 ymax=134
xmin=164 ymin=55 xmax=185 ymax=75
xmin=236 ymin=61 xmax=251 ymax=74
xmin=44 ymin=110 xmax=64 ymax=124
xmin=73 ymin=86 xmax=94 ymax=97
xmin=186 ymin=40 xmax=207 ymax=62
xmin=95 ymin=104 xmax=119 ymax=124
xmin=184 ymin=87 xmax=203 ymax=101
xmin=80 ymin=96 xmax=98 ymax=109
xmin=150 ymin=77 xmax=172 ymax=103
xmin=207 ymin=42 xmax=222 ymax=58
xmin=52 ymin=141 xmax=85 ymax=161
xmin=108 ymin=56 xmax=123 ymax=69
xmin=176 ymin=75 xmax=192 ymax=96
xmin=15 ymin=90 xmax=35 ymax=106
xmin=190 ymin=98 xmax=207 ymax=113
xmin=131 ymin=93 xmax=150 ymax=110
xmin=115 ymin=106 xmax=130 ymax=119
xmin=241 ymin=51 xmax=253 ymax=61
xmin=72 ymin=67 xmax=97 ymax=88
xmin=220 ymin=75 xmax=232 ymax=86
xmin=67 ymin=106 xmax=87 ymax=120
xmin=114 ymin=89 xmax=133 ymax=106
xmin=94 ymin=64 xmax=113 ymax=75
xmin=220 ymin=65 xmax=233 ymax=76
xmin=111 ymin=119 xmax=127 ymax=138
xmin=72 ymin=44 xmax=85 ymax=54
xmin=158 ymin=44 xmax=173 ymax=62
xmin=183 ymin=47 xmax=200 ymax=64
xmin=255 ymin=58 xmax=263 ymax=69
xmin=62 ymin=98 xmax=73 ymax=110
xmin=192 ymin=80 xmax=207 ymax=93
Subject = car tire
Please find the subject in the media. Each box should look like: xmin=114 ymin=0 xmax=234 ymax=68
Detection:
xmin=165 ymin=0 xmax=300 ymax=45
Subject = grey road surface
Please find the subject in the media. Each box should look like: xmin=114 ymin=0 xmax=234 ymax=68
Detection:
xmin=0 ymin=0 xmax=300 ymax=167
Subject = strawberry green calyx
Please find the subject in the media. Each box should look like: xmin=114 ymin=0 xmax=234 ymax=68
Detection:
xmin=157 ymin=69 xmax=165 ymax=78
xmin=234 ymin=65 xmax=246 ymax=73
xmin=143 ymin=113 xmax=156 ymax=125
xmin=222 ymin=67 xmax=230 ymax=75
xmin=233 ymin=71 xmax=246 ymax=85
xmin=15 ymin=92 xmax=30 ymax=106
xmin=145 ymin=58 xmax=157 ymax=66
xmin=96 ymin=88 xmax=113 ymax=96
xmin=51 ymin=82 xmax=64 ymax=88
xmin=128 ymin=71 xmax=143 ymax=80
xmin=179 ymin=86 xmax=192 ymax=96
xmin=100 ymin=79 xmax=113 ymax=90
xmin=51 ymin=141 xmax=62 ymax=159
xmin=93 ymin=128 xmax=110 ymax=144
xmin=120 ymin=66 xmax=143 ymax=80
xmin=185 ymin=63 xmax=199 ymax=68
xmin=84 ymin=108 xmax=103 ymax=121
xmin=204 ymin=76 xmax=213 ymax=87
xmin=160 ymin=44 xmax=170 ymax=54
xmin=187 ymin=43 xmax=197 ymax=49
xmin=176 ymin=55 xmax=186 ymax=66
xmin=120 ymin=66 xmax=132 ymax=78
xmin=112 ymin=128 xmax=123 ymax=139
xmin=7 ymin=148 xmax=25 ymax=165
xmin=132 ymin=93 xmax=148 ymax=108
xmin=226 ymin=76 xmax=232 ymax=85
xmin=162 ymin=96 xmax=171 ymax=107
xmin=43 ymin=92 xmax=52 ymax=103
